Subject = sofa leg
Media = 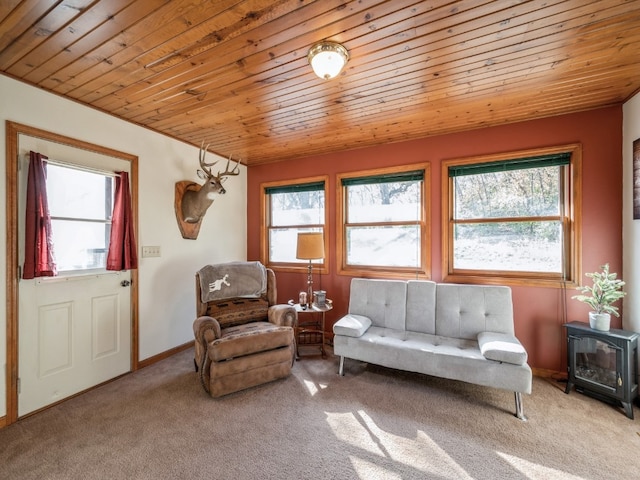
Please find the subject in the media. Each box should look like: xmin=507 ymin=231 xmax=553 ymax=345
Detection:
xmin=514 ymin=392 xmax=527 ymax=421
xmin=338 ymin=356 xmax=345 ymax=376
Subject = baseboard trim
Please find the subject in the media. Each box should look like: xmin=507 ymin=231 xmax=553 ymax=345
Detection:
xmin=137 ymin=341 xmax=193 ymax=369
xmin=533 ymin=367 xmax=566 ymax=380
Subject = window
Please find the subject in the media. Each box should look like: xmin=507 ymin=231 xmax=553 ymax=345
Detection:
xmin=442 ymin=145 xmax=581 ymax=287
xmin=47 ymin=163 xmax=114 ymax=272
xmin=261 ymin=177 xmax=328 ymax=273
xmin=337 ymin=164 xmax=430 ymax=278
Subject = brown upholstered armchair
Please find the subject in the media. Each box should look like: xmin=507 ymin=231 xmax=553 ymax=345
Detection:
xmin=193 ymin=261 xmax=296 ymax=397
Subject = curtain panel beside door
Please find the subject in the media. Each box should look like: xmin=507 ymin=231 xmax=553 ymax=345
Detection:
xmin=23 ymin=151 xmax=56 ymax=279
xmin=106 ymin=171 xmax=138 ymax=271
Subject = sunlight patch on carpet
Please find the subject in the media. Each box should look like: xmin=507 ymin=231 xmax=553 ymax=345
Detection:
xmin=497 ymin=452 xmax=588 ymax=479
xmin=302 ymin=379 xmax=327 ymax=395
xmin=325 ymin=411 xmax=382 ymax=455
xmin=326 ymin=410 xmax=475 ymax=479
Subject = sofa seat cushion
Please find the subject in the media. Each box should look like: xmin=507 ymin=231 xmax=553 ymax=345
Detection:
xmin=208 ymin=321 xmax=293 ymax=362
xmin=334 ymin=326 xmax=532 ymax=394
xmin=357 ymin=326 xmax=483 ymax=360
xmin=477 ymin=331 xmax=528 ymax=366
xmin=333 ymin=314 xmax=372 ymax=337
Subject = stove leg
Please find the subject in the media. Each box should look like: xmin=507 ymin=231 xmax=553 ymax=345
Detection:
xmin=622 ymin=401 xmax=634 ymax=420
xmin=514 ymin=392 xmax=527 ymax=421
xmin=564 ymin=380 xmax=573 ymax=394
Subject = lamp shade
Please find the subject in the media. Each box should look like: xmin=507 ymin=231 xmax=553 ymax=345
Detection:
xmin=296 ymin=232 xmax=324 ymax=260
xmin=307 ymin=41 xmax=349 ymax=80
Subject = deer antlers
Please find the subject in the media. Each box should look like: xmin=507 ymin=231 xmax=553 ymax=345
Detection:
xmin=199 ymin=142 xmax=240 ymax=182
xmin=198 ymin=142 xmax=217 ymax=176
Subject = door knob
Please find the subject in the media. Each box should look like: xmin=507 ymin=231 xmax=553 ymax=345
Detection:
xmin=120 ymin=280 xmax=131 ymax=287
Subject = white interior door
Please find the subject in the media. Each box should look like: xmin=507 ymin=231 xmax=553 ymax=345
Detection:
xmin=18 ymin=272 xmax=131 ymax=415
xmin=17 ymin=134 xmax=132 ymax=417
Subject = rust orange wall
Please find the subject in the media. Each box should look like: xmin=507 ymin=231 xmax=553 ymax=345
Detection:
xmin=247 ymin=106 xmax=623 ymax=373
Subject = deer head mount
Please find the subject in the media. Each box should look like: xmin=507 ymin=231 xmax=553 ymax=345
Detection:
xmin=175 ymin=143 xmax=240 ymax=239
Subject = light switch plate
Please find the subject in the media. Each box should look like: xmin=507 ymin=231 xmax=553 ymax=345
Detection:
xmin=142 ymin=245 xmax=161 ymax=257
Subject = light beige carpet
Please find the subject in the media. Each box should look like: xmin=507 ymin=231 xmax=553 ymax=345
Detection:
xmin=0 ymin=347 xmax=638 ymax=480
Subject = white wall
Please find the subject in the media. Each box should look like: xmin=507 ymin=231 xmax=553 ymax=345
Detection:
xmin=0 ymin=75 xmax=248 ymax=418
xmin=623 ymin=91 xmax=640 ymax=336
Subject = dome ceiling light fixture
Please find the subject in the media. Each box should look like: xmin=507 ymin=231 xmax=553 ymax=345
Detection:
xmin=307 ymin=41 xmax=349 ymax=80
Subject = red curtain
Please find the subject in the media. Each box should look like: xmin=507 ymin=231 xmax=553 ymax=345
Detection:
xmin=107 ymin=171 xmax=138 ymax=271
xmin=23 ymin=151 xmax=57 ymax=279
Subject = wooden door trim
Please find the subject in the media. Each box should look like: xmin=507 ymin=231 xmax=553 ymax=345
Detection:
xmin=4 ymin=120 xmax=140 ymax=426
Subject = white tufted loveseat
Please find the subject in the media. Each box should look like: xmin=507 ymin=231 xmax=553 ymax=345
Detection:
xmin=333 ymin=278 xmax=532 ymax=420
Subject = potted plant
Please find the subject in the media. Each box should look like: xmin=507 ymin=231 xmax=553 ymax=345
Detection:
xmin=572 ymin=263 xmax=626 ymax=331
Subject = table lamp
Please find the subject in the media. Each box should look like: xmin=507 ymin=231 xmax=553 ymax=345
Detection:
xmin=296 ymin=232 xmax=324 ymax=308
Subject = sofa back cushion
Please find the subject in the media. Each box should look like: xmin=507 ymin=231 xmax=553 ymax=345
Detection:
xmin=348 ymin=278 xmax=407 ymax=330
xmin=406 ymin=280 xmax=437 ymax=334
xmin=435 ymin=284 xmax=514 ymax=340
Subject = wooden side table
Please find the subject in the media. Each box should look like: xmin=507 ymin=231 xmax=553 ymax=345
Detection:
xmin=294 ymin=301 xmax=332 ymax=358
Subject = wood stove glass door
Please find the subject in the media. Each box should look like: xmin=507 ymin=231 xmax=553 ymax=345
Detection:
xmin=571 ymin=335 xmax=620 ymax=394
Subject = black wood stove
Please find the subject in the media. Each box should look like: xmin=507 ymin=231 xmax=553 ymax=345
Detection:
xmin=564 ymin=321 xmax=639 ymax=419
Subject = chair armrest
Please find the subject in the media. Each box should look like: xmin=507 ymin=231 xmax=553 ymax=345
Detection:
xmin=268 ymin=304 xmax=297 ymax=327
xmin=333 ymin=314 xmax=372 ymax=338
xmin=193 ymin=316 xmax=221 ymax=395
xmin=477 ymin=331 xmax=528 ymax=366
xmin=193 ymin=316 xmax=222 ymax=344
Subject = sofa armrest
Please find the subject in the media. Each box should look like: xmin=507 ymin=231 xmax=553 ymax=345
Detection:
xmin=333 ymin=314 xmax=372 ymax=338
xmin=477 ymin=331 xmax=528 ymax=366
xmin=268 ymin=304 xmax=296 ymax=327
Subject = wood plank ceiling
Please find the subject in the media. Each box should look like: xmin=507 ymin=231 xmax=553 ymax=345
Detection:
xmin=1 ymin=0 xmax=639 ymax=165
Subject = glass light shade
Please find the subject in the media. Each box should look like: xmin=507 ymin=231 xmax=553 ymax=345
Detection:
xmin=308 ymin=42 xmax=349 ymax=80
xmin=296 ymin=232 xmax=324 ymax=260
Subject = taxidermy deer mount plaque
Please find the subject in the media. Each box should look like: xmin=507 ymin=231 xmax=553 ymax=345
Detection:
xmin=175 ymin=143 xmax=240 ymax=239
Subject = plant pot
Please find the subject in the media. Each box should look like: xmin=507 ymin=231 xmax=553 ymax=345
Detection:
xmin=589 ymin=312 xmax=611 ymax=331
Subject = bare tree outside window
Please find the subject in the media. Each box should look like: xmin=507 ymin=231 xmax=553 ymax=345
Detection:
xmin=346 ymin=180 xmax=421 ymax=267
xmin=453 ymin=166 xmax=564 ymax=273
